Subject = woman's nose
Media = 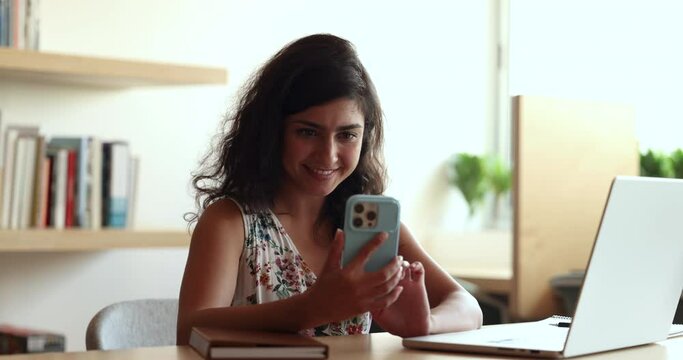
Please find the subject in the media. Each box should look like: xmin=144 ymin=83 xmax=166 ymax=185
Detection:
xmin=317 ymin=137 xmax=338 ymax=164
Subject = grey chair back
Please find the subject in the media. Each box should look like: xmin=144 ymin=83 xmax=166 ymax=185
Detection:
xmin=85 ymin=298 xmax=178 ymax=350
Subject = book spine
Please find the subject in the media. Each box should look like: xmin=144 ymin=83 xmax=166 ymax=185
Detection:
xmin=101 ymin=142 xmax=111 ymax=227
xmin=1 ymin=130 xmax=19 ymax=229
xmin=7 ymin=0 xmax=12 ymax=47
xmin=38 ymin=156 xmax=50 ymax=228
xmin=9 ymin=136 xmax=28 ymax=229
xmin=30 ymin=136 xmax=45 ymax=228
xmin=24 ymin=0 xmax=37 ymax=50
xmin=18 ymin=136 xmax=36 ymax=229
xmin=76 ymin=137 xmax=89 ymax=227
xmin=0 ymin=0 xmax=8 ymax=47
xmin=88 ymin=138 xmax=102 ymax=230
xmin=12 ymin=0 xmax=24 ymax=49
xmin=45 ymin=154 xmax=55 ymax=227
xmin=107 ymin=143 xmax=129 ymax=228
xmin=0 ymin=126 xmax=39 ymax=228
xmin=64 ymin=149 xmax=76 ymax=227
xmin=126 ymin=156 xmax=139 ymax=229
xmin=51 ymin=149 xmax=68 ymax=230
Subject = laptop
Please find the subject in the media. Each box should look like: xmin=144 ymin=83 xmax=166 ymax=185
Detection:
xmin=403 ymin=176 xmax=683 ymax=358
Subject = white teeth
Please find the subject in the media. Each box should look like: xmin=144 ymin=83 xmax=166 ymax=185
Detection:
xmin=311 ymin=168 xmax=334 ymax=176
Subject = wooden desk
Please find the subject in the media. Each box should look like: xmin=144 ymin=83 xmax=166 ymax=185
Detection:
xmin=4 ymin=332 xmax=683 ymax=359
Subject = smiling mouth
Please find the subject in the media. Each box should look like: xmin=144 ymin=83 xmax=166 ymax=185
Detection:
xmin=306 ymin=166 xmax=337 ymax=178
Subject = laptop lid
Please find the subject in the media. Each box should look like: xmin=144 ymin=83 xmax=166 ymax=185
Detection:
xmin=403 ymin=176 xmax=683 ymax=358
xmin=562 ymin=176 xmax=683 ymax=357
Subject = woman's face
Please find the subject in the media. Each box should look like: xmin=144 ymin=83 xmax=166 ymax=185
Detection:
xmin=281 ymin=97 xmax=365 ymax=198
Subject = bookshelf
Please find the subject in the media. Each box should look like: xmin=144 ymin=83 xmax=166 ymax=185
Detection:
xmin=0 ymin=229 xmax=190 ymax=251
xmin=0 ymin=49 xmax=226 ymax=251
xmin=0 ymin=48 xmax=228 ymax=87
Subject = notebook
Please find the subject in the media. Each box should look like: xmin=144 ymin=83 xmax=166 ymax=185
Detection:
xmin=189 ymin=327 xmax=328 ymax=359
xmin=403 ymin=176 xmax=683 ymax=358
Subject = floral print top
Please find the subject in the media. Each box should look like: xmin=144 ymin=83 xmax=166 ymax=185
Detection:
xmin=230 ymin=200 xmax=371 ymax=336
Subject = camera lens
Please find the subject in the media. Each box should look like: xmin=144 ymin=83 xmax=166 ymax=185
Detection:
xmin=366 ymin=211 xmax=377 ymax=221
xmin=353 ymin=217 xmax=363 ymax=227
xmin=354 ymin=204 xmax=364 ymax=213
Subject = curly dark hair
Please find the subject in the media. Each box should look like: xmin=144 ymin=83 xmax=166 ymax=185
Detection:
xmin=187 ymin=34 xmax=386 ymax=231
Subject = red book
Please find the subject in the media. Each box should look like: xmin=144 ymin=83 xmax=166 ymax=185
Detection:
xmin=41 ymin=158 xmax=53 ymax=228
xmin=64 ymin=150 xmax=77 ymax=227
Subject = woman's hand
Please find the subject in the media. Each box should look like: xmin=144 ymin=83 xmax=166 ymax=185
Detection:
xmin=303 ymin=230 xmax=405 ymax=325
xmin=372 ymin=261 xmax=432 ymax=337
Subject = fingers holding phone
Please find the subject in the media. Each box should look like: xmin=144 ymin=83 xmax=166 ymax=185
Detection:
xmin=306 ymin=196 xmax=403 ymax=321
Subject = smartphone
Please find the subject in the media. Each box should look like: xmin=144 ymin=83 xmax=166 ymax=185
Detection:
xmin=342 ymin=194 xmax=400 ymax=272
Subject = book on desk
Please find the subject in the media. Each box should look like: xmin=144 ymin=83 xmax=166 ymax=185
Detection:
xmin=0 ymin=324 xmax=65 ymax=354
xmin=189 ymin=327 xmax=328 ymax=359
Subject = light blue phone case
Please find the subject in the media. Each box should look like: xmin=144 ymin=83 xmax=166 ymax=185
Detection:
xmin=342 ymin=194 xmax=400 ymax=272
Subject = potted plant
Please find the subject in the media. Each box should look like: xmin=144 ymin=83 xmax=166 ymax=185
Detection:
xmin=640 ymin=149 xmax=673 ymax=178
xmin=486 ymin=155 xmax=512 ymax=223
xmin=448 ymin=153 xmax=487 ymax=217
xmin=670 ymin=149 xmax=683 ymax=178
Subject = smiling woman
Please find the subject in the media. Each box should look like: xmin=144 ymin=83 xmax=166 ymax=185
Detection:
xmin=176 ymin=33 xmax=482 ymax=345
xmin=281 ymin=98 xmax=365 ymax=198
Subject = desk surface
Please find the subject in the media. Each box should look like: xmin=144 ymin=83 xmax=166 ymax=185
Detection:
xmin=4 ymin=332 xmax=683 ymax=360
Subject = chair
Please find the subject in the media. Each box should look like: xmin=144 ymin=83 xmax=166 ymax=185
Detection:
xmin=85 ymin=298 xmax=178 ymax=350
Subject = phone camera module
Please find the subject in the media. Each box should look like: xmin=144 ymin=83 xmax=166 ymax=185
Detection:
xmin=354 ymin=203 xmax=364 ymax=214
xmin=366 ymin=211 xmax=377 ymax=221
xmin=353 ymin=217 xmax=363 ymax=228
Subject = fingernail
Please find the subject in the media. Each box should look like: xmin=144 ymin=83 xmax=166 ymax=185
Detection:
xmin=398 ymin=255 xmax=404 ymax=263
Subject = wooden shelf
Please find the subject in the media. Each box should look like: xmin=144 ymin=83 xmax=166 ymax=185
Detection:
xmin=0 ymin=48 xmax=228 ymax=87
xmin=0 ymin=229 xmax=190 ymax=252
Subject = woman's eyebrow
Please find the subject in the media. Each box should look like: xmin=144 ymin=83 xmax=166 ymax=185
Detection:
xmin=290 ymin=119 xmax=363 ymax=131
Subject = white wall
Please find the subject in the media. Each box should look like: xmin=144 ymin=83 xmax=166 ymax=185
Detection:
xmin=509 ymin=0 xmax=683 ymax=152
xmin=0 ymin=0 xmax=494 ymax=351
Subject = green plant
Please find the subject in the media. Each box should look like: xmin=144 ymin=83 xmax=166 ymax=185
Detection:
xmin=449 ymin=153 xmax=487 ymax=216
xmin=640 ymin=149 xmax=673 ymax=178
xmin=486 ymin=155 xmax=512 ymax=219
xmin=670 ymin=149 xmax=683 ymax=178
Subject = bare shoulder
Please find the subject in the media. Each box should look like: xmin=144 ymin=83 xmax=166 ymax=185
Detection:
xmin=197 ymin=198 xmax=243 ymax=228
xmin=192 ymin=198 xmax=244 ymax=246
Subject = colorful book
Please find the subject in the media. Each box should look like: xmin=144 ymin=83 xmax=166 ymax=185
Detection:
xmin=0 ymin=324 xmax=65 ymax=354
xmin=103 ymin=141 xmax=129 ymax=228
xmin=189 ymin=327 xmax=328 ymax=359
xmin=47 ymin=137 xmax=90 ymax=227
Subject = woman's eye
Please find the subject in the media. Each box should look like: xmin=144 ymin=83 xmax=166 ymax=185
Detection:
xmin=338 ymin=132 xmax=358 ymax=141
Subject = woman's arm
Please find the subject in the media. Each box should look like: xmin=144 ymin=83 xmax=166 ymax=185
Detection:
xmin=176 ymin=200 xmax=405 ymax=344
xmin=373 ymin=223 xmax=483 ymax=337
